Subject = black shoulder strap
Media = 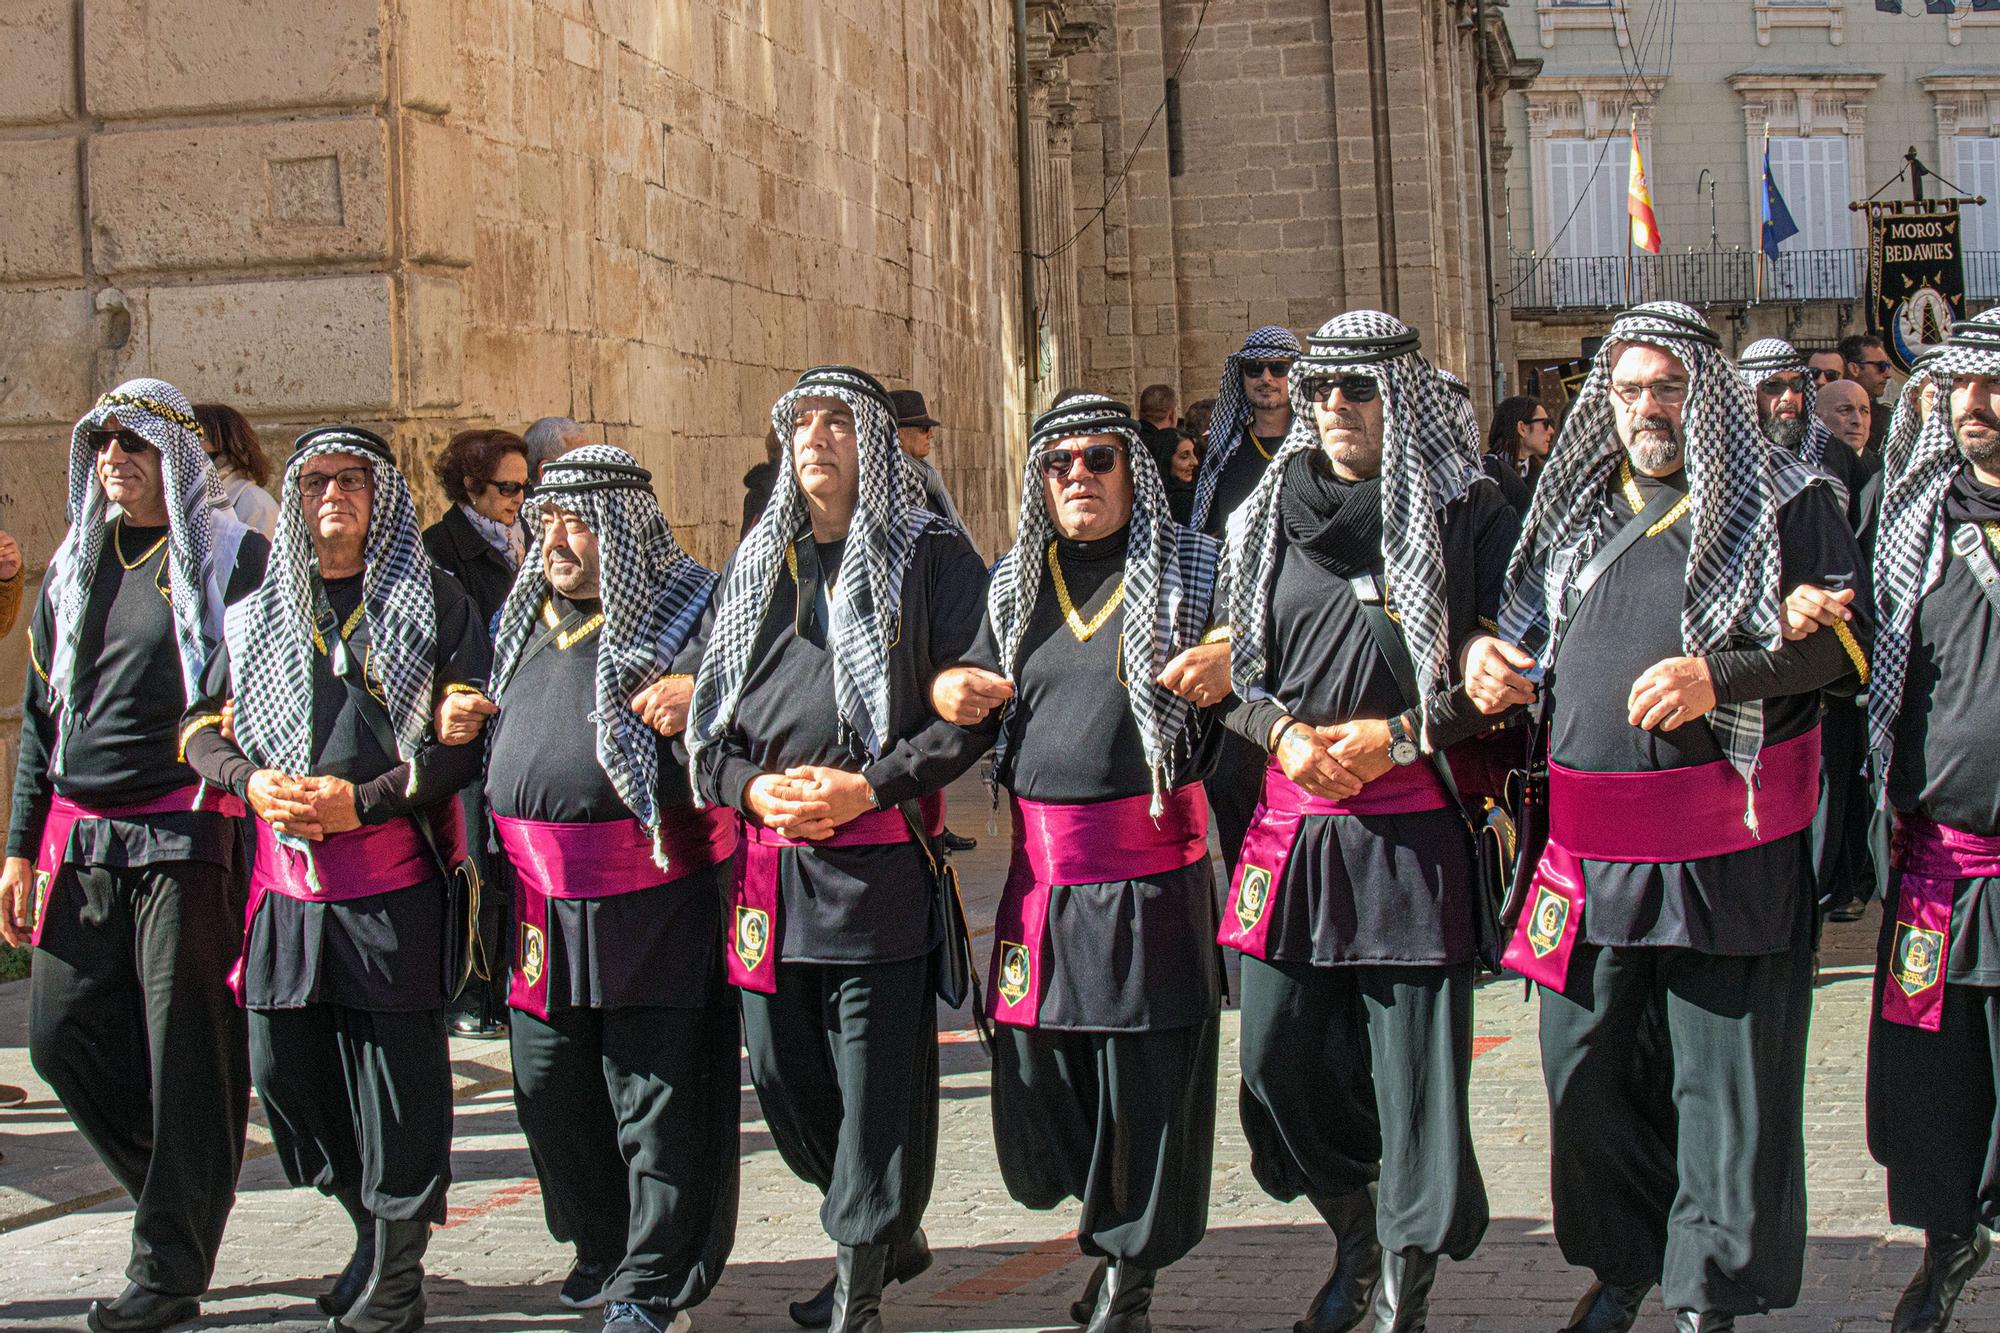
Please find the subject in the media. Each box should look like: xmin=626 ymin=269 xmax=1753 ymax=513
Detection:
xmin=1951 ymin=522 xmax=2000 ymax=618
xmin=1346 ymin=573 xmax=1473 ymax=822
xmin=1561 ymin=480 xmax=1684 ymax=625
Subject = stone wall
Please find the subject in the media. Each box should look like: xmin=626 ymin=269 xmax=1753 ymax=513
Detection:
xmin=0 ymin=0 xmax=1026 ymax=808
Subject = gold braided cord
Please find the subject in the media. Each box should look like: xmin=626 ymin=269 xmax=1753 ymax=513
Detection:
xmin=1047 ymin=540 xmax=1125 ymax=642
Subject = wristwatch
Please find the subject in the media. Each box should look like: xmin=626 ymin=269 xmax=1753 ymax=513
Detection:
xmin=1386 ymin=712 xmax=1420 ymax=767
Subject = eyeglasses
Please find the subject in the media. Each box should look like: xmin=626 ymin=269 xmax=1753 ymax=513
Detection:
xmin=89 ymin=428 xmax=151 ymax=456
xmin=299 ymin=467 xmax=375 ymax=498
xmin=1035 ymin=444 xmax=1126 ymax=478
xmin=1301 ymin=375 xmax=1381 ymax=405
xmin=485 ymin=480 xmax=527 ymax=497
xmin=1241 ymin=360 xmax=1294 ymax=380
xmin=1609 ymin=379 xmax=1688 ymax=407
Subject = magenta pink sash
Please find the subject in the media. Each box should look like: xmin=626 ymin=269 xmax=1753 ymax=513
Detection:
xmin=727 ymin=791 xmax=944 ymax=995
xmin=30 ymin=786 xmax=247 ymax=947
xmin=1504 ymin=728 xmax=1823 ymax=992
xmin=498 ymin=809 xmax=740 ymax=1019
xmin=1881 ymin=816 xmax=2000 ymax=1032
xmin=989 ymin=786 xmax=1209 ymax=1028
xmin=1218 ymin=760 xmax=1449 ymax=961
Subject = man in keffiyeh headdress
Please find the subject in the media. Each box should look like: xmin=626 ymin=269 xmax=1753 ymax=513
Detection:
xmin=1465 ymin=302 xmax=1869 ymax=1333
xmin=931 ymin=395 xmax=1225 ymax=1332
xmin=1207 ymin=311 xmax=1508 ymax=1333
xmin=1859 ymin=309 xmax=2000 ymax=1333
xmin=688 ymin=366 xmax=987 ymax=1333
xmin=183 ymin=426 xmax=491 ymax=1333
xmin=1185 ymin=324 xmax=1302 ymax=877
xmin=1737 ymin=336 xmax=1879 ymax=523
xmin=436 ymin=447 xmax=738 ymax=1333
xmin=0 ymin=379 xmax=268 ymax=1333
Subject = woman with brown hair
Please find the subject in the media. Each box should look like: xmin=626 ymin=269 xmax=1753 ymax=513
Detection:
xmin=422 ymin=427 xmax=531 ymax=1040
xmin=193 ymin=403 xmax=280 ymax=537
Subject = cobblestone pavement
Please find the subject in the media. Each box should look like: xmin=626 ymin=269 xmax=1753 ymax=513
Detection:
xmin=0 ymin=774 xmax=1990 ymax=1331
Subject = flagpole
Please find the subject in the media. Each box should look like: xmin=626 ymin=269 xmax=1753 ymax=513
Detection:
xmin=1757 ymin=126 xmax=1767 ymax=304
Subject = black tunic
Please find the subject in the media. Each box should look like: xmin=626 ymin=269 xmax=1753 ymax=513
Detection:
xmin=184 ymin=568 xmax=491 ymax=1009
xmin=485 ymin=593 xmax=720 ymax=1011
xmin=961 ymin=528 xmax=1222 ymax=1031
xmin=7 ymin=520 xmax=269 ymax=869
xmin=1221 ymin=477 xmax=1519 ymax=965
xmin=694 ymin=526 xmax=988 ymax=965
xmin=1548 ymin=463 xmax=1869 ymax=954
xmin=1201 ymin=429 xmax=1287 ymax=537
xmin=1888 ymin=508 xmax=2000 ymax=983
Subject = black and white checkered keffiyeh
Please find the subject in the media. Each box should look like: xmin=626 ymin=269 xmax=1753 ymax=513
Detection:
xmin=491 ymin=446 xmax=716 ymax=868
xmin=1189 ymin=324 xmax=1303 ymax=532
xmin=1223 ymin=311 xmax=1484 ymax=741
xmin=988 ymin=395 xmax=1221 ymax=815
xmin=689 ymin=365 xmax=948 ymax=785
xmin=225 ymin=428 xmax=438 ymax=787
xmin=44 ymin=378 xmax=246 ymax=773
xmin=1737 ymin=337 xmax=1834 ymax=469
xmin=1499 ymin=301 xmax=1821 ymax=825
xmin=1869 ymin=309 xmax=2000 ymax=769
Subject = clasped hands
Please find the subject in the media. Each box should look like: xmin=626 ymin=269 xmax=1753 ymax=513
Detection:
xmin=246 ymin=770 xmax=360 ymax=841
xmin=743 ymin=767 xmax=877 ymax=841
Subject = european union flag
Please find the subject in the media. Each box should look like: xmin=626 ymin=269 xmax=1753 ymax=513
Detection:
xmin=1761 ymin=142 xmax=1800 ymax=259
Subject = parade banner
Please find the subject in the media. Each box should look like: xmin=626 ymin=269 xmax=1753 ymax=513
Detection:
xmin=1869 ymin=207 xmax=1966 ymax=374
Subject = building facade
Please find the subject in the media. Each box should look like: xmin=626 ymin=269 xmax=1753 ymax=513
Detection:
xmin=1500 ymin=0 xmax=2000 ymax=382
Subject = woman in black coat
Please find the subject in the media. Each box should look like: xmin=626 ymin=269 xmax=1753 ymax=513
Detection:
xmin=422 ymin=428 xmax=532 ymax=1038
xmin=1481 ymin=395 xmax=1554 ymax=517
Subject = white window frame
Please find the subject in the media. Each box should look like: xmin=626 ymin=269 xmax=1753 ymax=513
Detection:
xmin=1754 ymin=0 xmax=1844 ymax=48
xmin=1536 ymin=0 xmax=1631 ymax=50
xmin=1922 ymin=74 xmax=2000 ymax=298
xmin=1729 ymin=71 xmax=1878 ymax=257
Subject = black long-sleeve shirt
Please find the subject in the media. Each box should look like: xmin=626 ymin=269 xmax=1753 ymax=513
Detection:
xmin=7 ymin=520 xmax=269 ymax=865
xmin=694 ymin=526 xmax=988 ymax=964
xmin=1548 ymin=464 xmax=1869 ymax=953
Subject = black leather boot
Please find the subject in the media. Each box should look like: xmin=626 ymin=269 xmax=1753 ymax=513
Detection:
xmin=318 ymin=1189 xmax=377 ymax=1317
xmin=559 ymin=1253 xmax=618 ymax=1309
xmin=328 ymin=1218 xmax=430 ymax=1333
xmin=1368 ymin=1248 xmax=1436 ymax=1333
xmin=1084 ymin=1261 xmax=1156 ymax=1333
xmin=1893 ymin=1228 xmax=1992 ymax=1333
xmin=1071 ymin=1259 xmax=1107 ymax=1324
xmin=1672 ymin=1313 xmax=1734 ymax=1332
xmin=1560 ymin=1280 xmax=1654 ymax=1333
xmin=84 ymin=1284 xmax=199 ymax=1333
xmin=1297 ymin=1188 xmax=1382 ymax=1333
xmin=827 ymin=1243 xmax=891 ymax=1333
xmin=788 ymin=1230 xmax=932 ymax=1327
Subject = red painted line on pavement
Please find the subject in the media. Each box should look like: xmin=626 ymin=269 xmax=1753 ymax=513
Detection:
xmin=441 ymin=1178 xmax=541 ymax=1229
xmin=1472 ymin=1035 xmax=1511 ymax=1057
xmin=932 ymin=1231 xmax=1082 ymax=1303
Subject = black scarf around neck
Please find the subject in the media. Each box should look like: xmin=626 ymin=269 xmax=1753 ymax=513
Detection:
xmin=1278 ymin=449 xmax=1383 ymax=577
xmin=1945 ymin=466 xmax=2000 ymax=525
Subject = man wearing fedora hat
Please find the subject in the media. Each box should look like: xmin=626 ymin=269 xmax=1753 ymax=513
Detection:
xmin=890 ymin=388 xmax=968 ymax=535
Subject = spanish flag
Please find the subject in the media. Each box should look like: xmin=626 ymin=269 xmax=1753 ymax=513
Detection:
xmin=1627 ymin=120 xmax=1661 ymax=254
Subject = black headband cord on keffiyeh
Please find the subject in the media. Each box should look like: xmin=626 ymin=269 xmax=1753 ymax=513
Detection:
xmin=1222 ymin=311 xmax=1484 ymax=746
xmin=1870 ymin=309 xmax=2000 ymax=773
xmin=1189 ymin=324 xmax=1304 ymax=532
xmin=490 ymin=446 xmax=717 ymax=870
xmin=988 ymin=395 xmax=1222 ymax=816
xmin=44 ymin=378 xmax=249 ymax=777
xmin=1497 ymin=300 xmax=1823 ymax=829
xmin=688 ymin=365 xmax=948 ymax=793
xmin=1737 ymin=337 xmax=1835 ymax=469
xmin=225 ymin=428 xmax=439 ymax=820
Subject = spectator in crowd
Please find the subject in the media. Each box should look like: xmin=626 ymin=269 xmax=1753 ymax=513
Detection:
xmin=1137 ymin=382 xmax=1181 ymax=466
xmin=422 ymin=427 xmax=532 ymax=1040
xmin=1482 ymin=394 xmax=1553 ymax=515
xmin=1817 ymin=378 xmax=1873 ymax=455
xmin=523 ymin=416 xmax=589 ymax=483
xmin=192 ymin=403 xmax=279 ymax=538
xmin=0 ymin=530 xmax=20 ymax=638
xmin=1840 ymin=332 xmax=1897 ymax=451
xmin=742 ymin=426 xmax=783 ymax=537
xmin=1180 ymin=397 xmax=1216 ymax=446
xmin=891 ymin=388 xmax=968 ymax=532
xmin=1805 ymin=347 xmax=1845 ymax=389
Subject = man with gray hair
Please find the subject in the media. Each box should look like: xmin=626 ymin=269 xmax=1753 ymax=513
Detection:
xmin=523 ymin=416 xmax=590 ymax=482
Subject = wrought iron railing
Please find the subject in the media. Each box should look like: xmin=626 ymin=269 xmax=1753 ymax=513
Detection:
xmin=1505 ymin=249 xmax=1867 ymax=311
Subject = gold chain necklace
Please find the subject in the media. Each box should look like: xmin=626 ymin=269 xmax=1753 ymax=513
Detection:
xmin=558 ymin=613 xmax=605 ymax=650
xmin=1047 ymin=540 xmax=1125 ymax=642
xmin=1618 ymin=458 xmax=1691 ymax=537
xmin=113 ymin=516 xmax=169 ymax=570
xmin=1246 ymin=425 xmax=1276 ymax=461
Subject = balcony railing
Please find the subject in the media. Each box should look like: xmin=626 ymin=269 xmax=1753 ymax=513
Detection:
xmin=1505 ymin=249 xmax=2000 ymax=314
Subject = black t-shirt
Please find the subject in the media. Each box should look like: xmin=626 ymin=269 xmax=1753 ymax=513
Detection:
xmin=1889 ymin=517 xmax=2000 ymax=838
xmin=1202 ymin=429 xmax=1288 ymax=536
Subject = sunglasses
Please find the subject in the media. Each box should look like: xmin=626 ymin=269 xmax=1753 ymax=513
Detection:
xmin=485 ymin=480 xmax=527 ymax=497
xmin=1807 ymin=367 xmax=1841 ymax=384
xmin=300 ymin=467 xmax=375 ymax=498
xmin=1855 ymin=359 xmax=1893 ymax=373
xmin=1035 ymin=444 xmax=1126 ymax=478
xmin=1761 ymin=375 xmax=1809 ymax=396
xmin=1301 ymin=375 xmax=1380 ymax=405
xmin=1528 ymin=415 xmax=1553 ymax=428
xmin=1241 ymin=360 xmax=1294 ymax=380
xmin=89 ymin=428 xmax=151 ymax=456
